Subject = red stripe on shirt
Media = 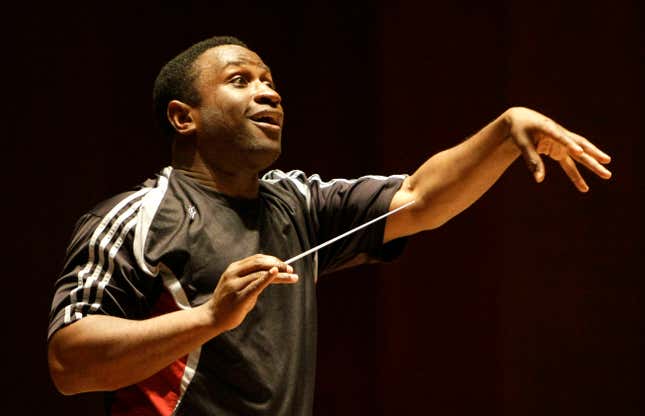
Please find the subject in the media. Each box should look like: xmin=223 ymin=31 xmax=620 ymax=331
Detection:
xmin=110 ymin=290 xmax=188 ymax=416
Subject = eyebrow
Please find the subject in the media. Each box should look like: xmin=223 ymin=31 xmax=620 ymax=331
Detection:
xmin=223 ymin=60 xmax=272 ymax=74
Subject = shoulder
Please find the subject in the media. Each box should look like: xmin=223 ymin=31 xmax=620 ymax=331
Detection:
xmin=67 ymin=167 xmax=177 ymax=275
xmin=262 ymin=169 xmax=407 ymax=187
xmin=260 ymin=169 xmax=345 ymax=210
xmin=261 ymin=169 xmax=407 ymax=207
xmin=261 ymin=169 xmax=309 ymax=187
xmin=85 ymin=167 xmax=174 ymax=219
xmin=260 ymin=169 xmax=312 ymax=203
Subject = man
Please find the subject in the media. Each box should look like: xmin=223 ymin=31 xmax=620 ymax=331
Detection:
xmin=47 ymin=35 xmax=612 ymax=415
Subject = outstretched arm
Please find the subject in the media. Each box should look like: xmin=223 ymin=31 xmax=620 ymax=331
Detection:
xmin=384 ymin=107 xmax=612 ymax=242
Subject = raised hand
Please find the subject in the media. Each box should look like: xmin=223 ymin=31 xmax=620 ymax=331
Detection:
xmin=505 ymin=107 xmax=612 ymax=191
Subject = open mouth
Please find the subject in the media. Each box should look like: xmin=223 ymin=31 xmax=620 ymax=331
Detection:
xmin=249 ymin=111 xmax=282 ymax=128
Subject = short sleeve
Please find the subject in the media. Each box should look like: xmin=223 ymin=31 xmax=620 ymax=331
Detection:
xmin=48 ymin=208 xmax=159 ymax=341
xmin=306 ymin=173 xmax=408 ymax=276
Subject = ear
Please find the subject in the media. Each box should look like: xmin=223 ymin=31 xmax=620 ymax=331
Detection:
xmin=167 ymin=100 xmax=197 ymax=136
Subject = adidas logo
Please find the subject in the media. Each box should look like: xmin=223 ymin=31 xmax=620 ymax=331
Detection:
xmin=187 ymin=205 xmax=197 ymax=220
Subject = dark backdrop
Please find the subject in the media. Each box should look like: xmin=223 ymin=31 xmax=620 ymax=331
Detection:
xmin=7 ymin=1 xmax=642 ymax=415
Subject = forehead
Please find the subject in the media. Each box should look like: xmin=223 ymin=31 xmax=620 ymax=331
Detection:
xmin=193 ymin=45 xmax=270 ymax=79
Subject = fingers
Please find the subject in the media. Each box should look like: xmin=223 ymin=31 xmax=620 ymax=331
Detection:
xmin=555 ymin=127 xmax=613 ymax=181
xmin=226 ymin=254 xmax=299 ymax=295
xmin=231 ymin=254 xmax=293 ymax=276
xmin=236 ymin=268 xmax=299 ymax=289
xmin=210 ymin=255 xmax=299 ymax=332
xmin=537 ymin=137 xmax=568 ymax=161
xmin=559 ymin=156 xmax=588 ymax=192
xmin=537 ymin=130 xmax=612 ymax=181
xmin=563 ymin=128 xmax=612 ymax=165
xmin=541 ymin=120 xmax=613 ymax=178
xmin=571 ymin=151 xmax=612 ymax=179
xmin=237 ymin=268 xmax=299 ymax=298
xmin=539 ymin=118 xmax=584 ymax=157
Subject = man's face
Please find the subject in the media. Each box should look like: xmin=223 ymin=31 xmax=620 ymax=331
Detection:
xmin=191 ymin=45 xmax=284 ymax=172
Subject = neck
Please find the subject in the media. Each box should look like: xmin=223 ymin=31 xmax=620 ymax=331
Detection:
xmin=172 ymin=139 xmax=260 ymax=199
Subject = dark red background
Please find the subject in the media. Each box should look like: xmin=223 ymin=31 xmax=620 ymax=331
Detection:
xmin=7 ymin=1 xmax=642 ymax=415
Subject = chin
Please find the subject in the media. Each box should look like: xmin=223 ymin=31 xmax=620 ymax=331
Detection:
xmin=257 ymin=148 xmax=282 ymax=170
xmin=245 ymin=143 xmax=281 ymax=171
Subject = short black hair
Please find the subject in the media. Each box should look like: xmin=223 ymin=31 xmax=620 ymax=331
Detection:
xmin=152 ymin=35 xmax=248 ymax=138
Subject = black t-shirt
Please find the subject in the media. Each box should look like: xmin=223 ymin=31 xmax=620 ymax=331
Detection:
xmin=49 ymin=167 xmax=406 ymax=415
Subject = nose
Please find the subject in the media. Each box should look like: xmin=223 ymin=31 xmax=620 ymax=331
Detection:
xmin=254 ymin=82 xmax=281 ymax=107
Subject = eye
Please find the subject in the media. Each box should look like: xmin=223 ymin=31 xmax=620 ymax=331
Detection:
xmin=230 ymin=75 xmax=248 ymax=86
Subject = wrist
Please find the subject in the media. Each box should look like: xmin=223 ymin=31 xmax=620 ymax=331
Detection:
xmin=194 ymin=300 xmax=225 ymax=337
xmin=500 ymin=107 xmax=516 ymax=139
xmin=499 ymin=108 xmax=522 ymax=158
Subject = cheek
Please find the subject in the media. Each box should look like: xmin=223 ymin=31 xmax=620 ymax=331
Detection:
xmin=212 ymin=87 xmax=246 ymax=111
xmin=197 ymin=84 xmax=251 ymax=131
xmin=206 ymin=96 xmax=247 ymax=129
xmin=200 ymin=106 xmax=233 ymax=132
